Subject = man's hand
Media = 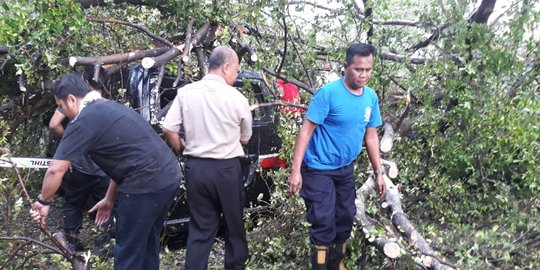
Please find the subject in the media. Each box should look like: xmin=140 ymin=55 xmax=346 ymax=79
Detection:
xmin=88 ymin=198 xmax=114 ymax=226
xmin=376 ymin=173 xmax=386 ymax=199
xmin=30 ymin=202 xmax=50 ymax=225
xmin=288 ymin=171 xmax=303 ymax=196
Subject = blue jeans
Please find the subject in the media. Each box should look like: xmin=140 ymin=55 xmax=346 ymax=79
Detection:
xmin=114 ymin=182 xmax=179 ymax=270
xmin=300 ymin=162 xmax=356 ymax=246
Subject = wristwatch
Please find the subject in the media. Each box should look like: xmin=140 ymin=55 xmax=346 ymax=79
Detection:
xmin=35 ymin=194 xmax=51 ymax=206
xmin=374 ymin=167 xmax=385 ymax=175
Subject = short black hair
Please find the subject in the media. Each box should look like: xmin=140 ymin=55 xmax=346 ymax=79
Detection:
xmin=51 ymin=73 xmax=91 ymax=99
xmin=345 ymin=43 xmax=377 ymax=66
xmin=82 ymin=66 xmax=107 ymax=91
xmin=208 ymin=47 xmax=235 ymax=71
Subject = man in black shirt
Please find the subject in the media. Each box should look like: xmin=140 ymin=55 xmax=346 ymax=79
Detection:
xmin=31 ymin=74 xmax=181 ymax=270
xmin=48 ymin=67 xmax=114 ymax=255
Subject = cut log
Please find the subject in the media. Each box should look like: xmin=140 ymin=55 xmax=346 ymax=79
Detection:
xmin=381 ymin=159 xmax=399 ymax=179
xmin=380 ymin=122 xmax=394 ymax=153
xmin=355 ymin=177 xmax=403 ymax=259
xmin=371 ymin=238 xmax=401 ymax=259
xmin=383 ymin=175 xmax=454 ymax=270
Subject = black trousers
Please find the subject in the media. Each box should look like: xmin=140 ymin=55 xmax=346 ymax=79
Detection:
xmin=300 ymin=162 xmax=356 ymax=246
xmin=114 ymin=182 xmax=179 ymax=270
xmin=184 ymin=157 xmax=248 ymax=270
xmin=61 ymin=168 xmax=112 ymax=231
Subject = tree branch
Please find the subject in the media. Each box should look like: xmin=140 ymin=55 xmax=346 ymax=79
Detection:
xmin=287 ymin=1 xmax=334 ymax=12
xmin=194 ymin=47 xmax=207 ymax=77
xmin=0 ymin=153 xmax=88 ymax=270
xmin=173 ymin=18 xmax=196 ymax=87
xmin=87 ymin=17 xmax=174 ymax=47
xmin=275 ymin=16 xmax=288 ymax=75
xmin=406 ymin=23 xmax=450 ymax=52
xmin=0 ymin=237 xmax=63 ymax=255
xmin=0 ymin=46 xmax=8 ymax=54
xmin=7 ymin=93 xmax=53 ymax=141
xmin=380 ymin=52 xmax=427 ymax=64
xmin=69 ymin=47 xmax=169 ymax=67
xmin=262 ymin=67 xmax=314 ymax=94
xmin=469 ymin=0 xmax=497 ymax=24
xmin=0 ymin=95 xmax=24 ymax=113
xmin=250 ymin=100 xmax=308 ymax=111
xmin=142 ymin=22 xmax=210 ymax=69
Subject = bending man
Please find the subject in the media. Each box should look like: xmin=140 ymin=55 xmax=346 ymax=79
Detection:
xmin=31 ymin=73 xmax=181 ymax=270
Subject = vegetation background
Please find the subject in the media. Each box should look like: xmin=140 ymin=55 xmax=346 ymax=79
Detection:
xmin=0 ymin=0 xmax=538 ymax=269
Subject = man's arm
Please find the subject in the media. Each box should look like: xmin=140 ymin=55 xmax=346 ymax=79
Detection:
xmin=240 ymin=98 xmax=253 ymax=145
xmin=89 ymin=179 xmax=117 ymax=226
xmin=364 ymin=127 xmax=386 ymax=198
xmin=48 ymin=109 xmax=66 ymax=137
xmin=162 ymin=128 xmax=183 ymax=153
xmin=288 ymin=118 xmax=317 ymax=196
xmin=30 ymin=159 xmax=71 ymax=224
xmin=40 ymin=160 xmax=71 ymax=200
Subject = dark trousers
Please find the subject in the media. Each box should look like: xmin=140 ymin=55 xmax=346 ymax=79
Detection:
xmin=114 ymin=182 xmax=178 ymax=270
xmin=300 ymin=162 xmax=356 ymax=246
xmin=61 ymin=168 xmax=111 ymax=231
xmin=184 ymin=157 xmax=248 ymax=270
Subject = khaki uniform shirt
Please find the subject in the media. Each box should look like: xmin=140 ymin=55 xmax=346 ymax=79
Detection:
xmin=162 ymin=74 xmax=252 ymax=159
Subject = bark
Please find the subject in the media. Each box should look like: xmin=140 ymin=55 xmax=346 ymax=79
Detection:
xmin=355 ymin=173 xmax=456 ymax=269
xmin=355 ymin=176 xmax=403 ymax=259
xmin=469 ymin=0 xmax=497 ymax=24
xmin=0 ymin=46 xmax=8 ymax=54
xmin=69 ymin=47 xmax=169 ymax=67
xmin=173 ymin=18 xmax=196 ymax=87
xmin=382 ymin=176 xmax=454 ymax=270
xmin=381 ymin=159 xmax=399 ymax=179
xmin=380 ymin=52 xmax=428 ymax=64
xmin=371 ymin=238 xmax=401 ymax=259
xmin=142 ymin=22 xmax=211 ymax=69
xmin=362 ymin=0 xmax=374 ymax=41
xmin=194 ymin=47 xmax=207 ymax=77
xmin=275 ymin=16 xmax=287 ymax=75
xmin=380 ymin=122 xmax=394 ymax=153
xmin=406 ymin=23 xmax=450 ymax=52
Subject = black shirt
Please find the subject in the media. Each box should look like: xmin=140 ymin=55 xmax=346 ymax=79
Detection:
xmin=71 ymin=153 xmax=107 ymax=177
xmin=54 ymin=100 xmax=181 ymax=194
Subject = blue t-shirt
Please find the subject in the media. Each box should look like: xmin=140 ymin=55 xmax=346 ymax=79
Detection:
xmin=304 ymin=78 xmax=382 ymax=170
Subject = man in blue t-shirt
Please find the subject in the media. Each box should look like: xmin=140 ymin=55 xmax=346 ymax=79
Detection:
xmin=289 ymin=43 xmax=386 ymax=269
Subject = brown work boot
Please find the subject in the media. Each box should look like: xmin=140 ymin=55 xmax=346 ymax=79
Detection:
xmin=311 ymin=244 xmax=329 ymax=270
xmin=327 ymin=242 xmax=346 ymax=270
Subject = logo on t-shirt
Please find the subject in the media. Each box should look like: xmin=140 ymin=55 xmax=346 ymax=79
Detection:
xmin=364 ymin=107 xmax=372 ymax=122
